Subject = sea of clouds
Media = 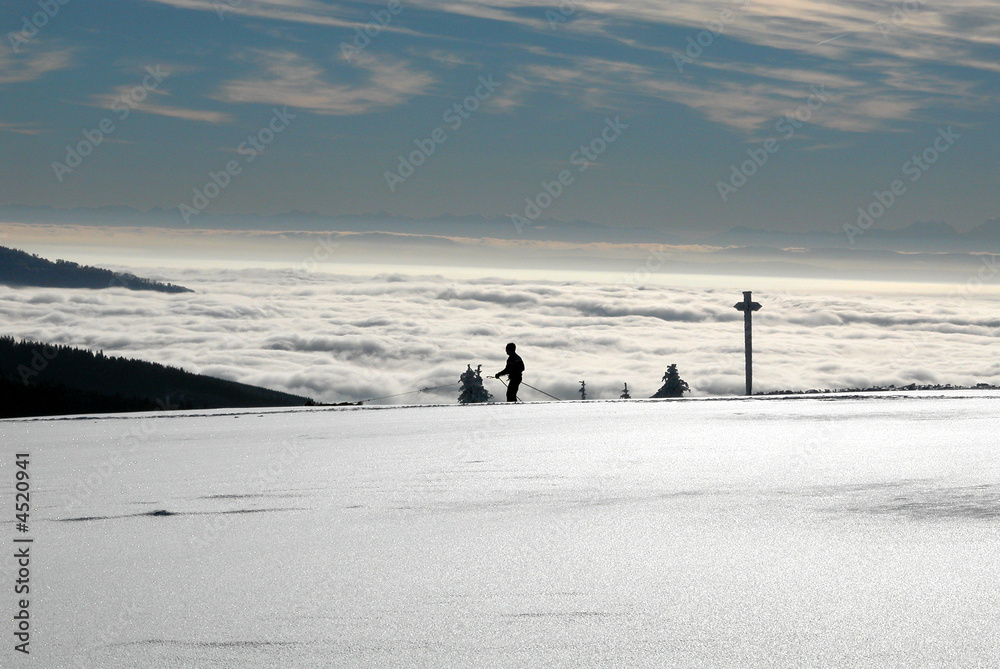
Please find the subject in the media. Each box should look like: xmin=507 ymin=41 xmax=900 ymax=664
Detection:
xmin=3 ymin=263 xmax=1000 ymax=404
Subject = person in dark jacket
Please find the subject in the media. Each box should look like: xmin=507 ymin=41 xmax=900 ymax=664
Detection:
xmin=495 ymin=342 xmax=524 ymax=402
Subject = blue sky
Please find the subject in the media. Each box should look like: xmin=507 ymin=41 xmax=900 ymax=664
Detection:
xmin=1 ymin=0 xmax=998 ymax=237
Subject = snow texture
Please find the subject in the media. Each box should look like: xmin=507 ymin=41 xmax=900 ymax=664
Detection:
xmin=2 ymin=391 xmax=999 ymax=667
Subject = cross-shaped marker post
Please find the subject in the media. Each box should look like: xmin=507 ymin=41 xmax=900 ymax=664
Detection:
xmin=734 ymin=291 xmax=762 ymax=396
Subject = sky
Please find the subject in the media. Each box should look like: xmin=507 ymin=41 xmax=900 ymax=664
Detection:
xmin=1 ymin=0 xmax=999 ymax=238
xmin=3 ymin=1 xmax=1000 ymax=399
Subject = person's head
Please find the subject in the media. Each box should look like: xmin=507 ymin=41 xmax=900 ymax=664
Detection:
xmin=505 ymin=342 xmax=516 ymax=354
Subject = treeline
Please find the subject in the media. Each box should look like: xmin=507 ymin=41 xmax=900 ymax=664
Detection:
xmin=0 ymin=374 xmax=160 ymax=418
xmin=0 ymin=246 xmax=192 ymax=293
xmin=0 ymin=336 xmax=312 ymax=419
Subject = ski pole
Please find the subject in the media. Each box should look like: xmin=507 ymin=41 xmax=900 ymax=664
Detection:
xmin=520 ymin=381 xmax=561 ymax=401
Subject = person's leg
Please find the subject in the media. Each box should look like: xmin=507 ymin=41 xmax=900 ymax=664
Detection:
xmin=507 ymin=378 xmax=520 ymax=402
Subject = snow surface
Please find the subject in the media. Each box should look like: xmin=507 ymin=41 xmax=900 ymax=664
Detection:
xmin=3 ymin=391 xmax=1000 ymax=668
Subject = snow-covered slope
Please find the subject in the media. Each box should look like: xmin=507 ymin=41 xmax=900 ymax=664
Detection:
xmin=3 ymin=392 xmax=999 ymax=668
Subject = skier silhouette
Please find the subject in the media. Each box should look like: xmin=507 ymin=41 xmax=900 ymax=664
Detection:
xmin=495 ymin=342 xmax=524 ymax=402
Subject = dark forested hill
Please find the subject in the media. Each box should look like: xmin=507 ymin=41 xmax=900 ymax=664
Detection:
xmin=0 ymin=336 xmax=313 ymax=418
xmin=0 ymin=246 xmax=192 ymax=292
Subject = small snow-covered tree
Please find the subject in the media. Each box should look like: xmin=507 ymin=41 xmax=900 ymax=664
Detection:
xmin=620 ymin=383 xmax=631 ymax=399
xmin=579 ymin=380 xmax=587 ymax=400
xmin=652 ymin=364 xmax=689 ymax=398
xmin=458 ymin=364 xmax=492 ymax=404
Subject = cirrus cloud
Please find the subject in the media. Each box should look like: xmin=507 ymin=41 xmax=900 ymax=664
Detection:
xmin=214 ymin=50 xmax=434 ymax=115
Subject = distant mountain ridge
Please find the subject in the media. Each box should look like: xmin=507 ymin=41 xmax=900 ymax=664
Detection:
xmin=724 ymin=219 xmax=1000 ymax=252
xmin=0 ymin=246 xmax=192 ymax=292
xmin=4 ymin=205 xmax=997 ymax=253
xmin=0 ymin=336 xmax=312 ymax=418
xmin=0 ymin=205 xmax=675 ymax=244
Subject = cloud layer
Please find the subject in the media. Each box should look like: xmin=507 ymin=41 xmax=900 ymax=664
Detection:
xmin=3 ymin=262 xmax=999 ymax=405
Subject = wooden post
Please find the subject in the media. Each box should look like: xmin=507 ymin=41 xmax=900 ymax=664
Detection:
xmin=733 ymin=291 xmax=762 ymax=396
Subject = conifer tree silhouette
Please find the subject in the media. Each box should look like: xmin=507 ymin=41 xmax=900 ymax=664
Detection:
xmin=458 ymin=364 xmax=492 ymax=404
xmin=652 ymin=364 xmax=689 ymax=398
